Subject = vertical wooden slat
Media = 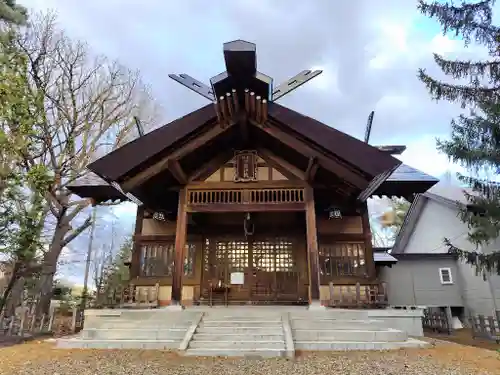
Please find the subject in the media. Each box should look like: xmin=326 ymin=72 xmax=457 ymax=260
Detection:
xmin=172 ymin=188 xmax=188 ymax=305
xmin=39 ymin=314 xmax=46 ymax=333
xmin=29 ymin=313 xmax=36 ymax=332
xmin=19 ymin=309 xmax=27 ymax=336
xmin=305 ymin=186 xmax=320 ymax=303
xmin=361 ymin=204 xmax=376 ymax=278
xmin=7 ymin=316 xmax=14 ymax=335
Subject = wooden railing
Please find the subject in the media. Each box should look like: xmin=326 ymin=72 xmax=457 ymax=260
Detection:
xmin=0 ymin=306 xmax=84 ymax=338
xmin=187 ymin=187 xmax=305 ymax=209
xmin=470 ymin=314 xmax=500 ymax=343
xmin=422 ymin=308 xmax=452 ymax=334
xmin=327 ymin=282 xmax=388 ymax=308
xmin=92 ymin=283 xmax=160 ymax=309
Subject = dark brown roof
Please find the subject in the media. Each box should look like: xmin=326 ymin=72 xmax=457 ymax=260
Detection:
xmin=88 ymin=103 xmax=400 ymax=184
xmin=268 ymin=103 xmax=398 ymax=176
xmin=88 ymin=104 xmax=216 ymax=182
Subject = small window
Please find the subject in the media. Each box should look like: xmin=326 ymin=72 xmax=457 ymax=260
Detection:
xmin=439 ymin=267 xmax=453 ymax=285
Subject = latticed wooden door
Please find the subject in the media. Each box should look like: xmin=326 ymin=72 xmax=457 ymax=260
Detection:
xmin=201 ymin=237 xmax=251 ymax=302
xmin=201 ymin=235 xmax=303 ymax=304
xmin=251 ymin=237 xmax=301 ymax=303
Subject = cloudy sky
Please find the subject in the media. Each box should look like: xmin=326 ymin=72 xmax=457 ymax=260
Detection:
xmin=17 ymin=0 xmax=491 ymax=284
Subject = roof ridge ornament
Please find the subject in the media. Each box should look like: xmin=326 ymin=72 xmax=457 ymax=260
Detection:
xmin=168 ymin=40 xmax=322 ymax=103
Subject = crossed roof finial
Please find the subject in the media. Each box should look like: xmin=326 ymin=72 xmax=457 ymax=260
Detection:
xmin=169 ymin=39 xmax=322 ymax=103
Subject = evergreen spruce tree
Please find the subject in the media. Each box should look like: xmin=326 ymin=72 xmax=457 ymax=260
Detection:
xmin=0 ymin=0 xmax=27 ymax=24
xmin=418 ymin=0 xmax=500 ymax=274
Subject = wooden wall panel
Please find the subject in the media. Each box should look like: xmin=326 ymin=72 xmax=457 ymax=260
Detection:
xmin=205 ymin=171 xmax=220 ymax=182
xmin=271 ymin=169 xmax=287 ymax=181
xmin=257 ymin=166 xmax=269 ymax=180
xmin=141 ymin=219 xmax=177 ymax=235
xmin=317 ymin=216 xmax=363 ymax=234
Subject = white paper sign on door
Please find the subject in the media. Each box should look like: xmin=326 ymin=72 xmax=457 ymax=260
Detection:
xmin=230 ymin=272 xmax=244 ymax=285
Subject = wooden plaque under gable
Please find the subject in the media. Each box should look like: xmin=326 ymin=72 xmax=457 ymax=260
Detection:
xmin=234 ymin=150 xmax=258 ymax=182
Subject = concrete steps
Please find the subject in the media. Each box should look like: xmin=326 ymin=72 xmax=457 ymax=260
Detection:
xmin=289 ymin=314 xmax=426 ymax=351
xmin=294 ymin=338 xmax=428 ymax=351
xmin=81 ymin=328 xmax=187 ymax=340
xmin=57 ymin=309 xmax=201 ymax=350
xmin=293 ymin=328 xmax=407 ymax=342
xmin=185 ymin=348 xmax=286 ymax=358
xmin=57 ymin=307 xmax=429 ymax=354
xmin=290 ymin=319 xmax=386 ymax=330
xmin=185 ymin=313 xmax=288 ymax=357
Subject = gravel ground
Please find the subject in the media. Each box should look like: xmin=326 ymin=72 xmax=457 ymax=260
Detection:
xmin=0 ymin=339 xmax=498 ymax=375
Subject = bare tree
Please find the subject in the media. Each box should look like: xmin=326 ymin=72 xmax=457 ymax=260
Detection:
xmin=9 ymin=11 xmax=159 ymax=315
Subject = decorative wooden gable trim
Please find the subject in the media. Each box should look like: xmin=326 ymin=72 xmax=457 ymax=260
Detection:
xmin=196 ymin=149 xmax=305 ymax=184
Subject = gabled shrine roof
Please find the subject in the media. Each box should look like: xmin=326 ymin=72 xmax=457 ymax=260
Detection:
xmin=88 ymin=102 xmax=400 ymax=184
xmin=76 ymin=39 xmax=437 ymax=206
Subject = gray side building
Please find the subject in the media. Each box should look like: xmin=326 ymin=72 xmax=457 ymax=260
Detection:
xmin=380 ymin=183 xmax=500 ymax=318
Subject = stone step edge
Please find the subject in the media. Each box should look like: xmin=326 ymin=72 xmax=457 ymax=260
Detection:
xmin=59 ymin=338 xmax=179 ymax=343
xmin=198 ymin=327 xmax=283 ymax=330
xmin=294 ymin=339 xmax=428 ymax=346
xmin=292 ymin=328 xmax=402 ymax=333
xmin=191 ymin=340 xmax=285 ymax=344
xmin=201 ymin=321 xmax=282 ymax=324
xmin=185 ymin=348 xmax=286 ymax=352
xmin=184 ymin=348 xmax=287 ymax=356
xmin=84 ymin=328 xmax=187 ymax=332
xmin=290 ymin=319 xmax=382 ymax=322
xmin=193 ymin=333 xmax=284 ymax=336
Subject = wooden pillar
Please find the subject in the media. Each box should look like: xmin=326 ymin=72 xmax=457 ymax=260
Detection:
xmin=130 ymin=206 xmax=145 ymax=278
xmin=305 ymin=186 xmax=321 ymax=303
xmin=361 ymin=203 xmax=376 ymax=279
xmin=171 ymin=188 xmax=188 ymax=305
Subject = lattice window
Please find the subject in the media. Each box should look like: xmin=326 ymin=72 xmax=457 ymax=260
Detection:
xmin=213 ymin=240 xmax=249 ymax=272
xmin=226 ymin=241 xmax=249 ymax=271
xmin=184 ymin=244 xmax=196 ymax=276
xmin=139 ymin=242 xmax=196 ymax=277
xmin=234 ymin=150 xmax=258 ymax=182
xmin=253 ymin=239 xmax=295 ymax=272
xmin=319 ymin=242 xmax=366 ymax=278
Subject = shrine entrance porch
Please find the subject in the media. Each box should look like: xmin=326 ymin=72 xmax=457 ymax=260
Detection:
xmin=196 ymin=212 xmax=309 ymax=306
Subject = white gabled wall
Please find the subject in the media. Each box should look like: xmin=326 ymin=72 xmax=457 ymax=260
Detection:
xmin=404 ymin=199 xmax=474 ymax=254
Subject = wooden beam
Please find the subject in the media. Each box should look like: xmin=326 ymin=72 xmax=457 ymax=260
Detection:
xmin=240 ymin=117 xmax=249 ymax=144
xmin=360 ymin=203 xmax=376 ymax=279
xmin=187 ymin=152 xmax=233 ymax=182
xmin=187 ymin=180 xmax=306 ymax=189
xmin=186 ymin=202 xmax=305 ymax=213
xmin=257 ymin=148 xmax=306 ymax=180
xmin=305 ymin=186 xmax=321 ymax=303
xmin=250 ymin=119 xmax=368 ymax=189
xmin=171 ymin=188 xmax=188 ymax=305
xmin=305 ymin=157 xmax=318 ymax=182
xmin=130 ymin=206 xmax=145 ymax=278
xmin=121 ymin=121 xmax=235 ymax=191
xmin=167 ymin=160 xmax=187 ymax=184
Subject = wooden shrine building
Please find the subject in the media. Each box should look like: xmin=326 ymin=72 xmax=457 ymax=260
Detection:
xmin=70 ymin=40 xmax=438 ymax=308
